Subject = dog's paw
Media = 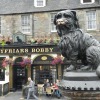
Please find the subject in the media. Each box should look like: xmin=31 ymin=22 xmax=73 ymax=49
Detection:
xmin=66 ymin=64 xmax=75 ymax=71
xmin=96 ymin=65 xmax=100 ymax=77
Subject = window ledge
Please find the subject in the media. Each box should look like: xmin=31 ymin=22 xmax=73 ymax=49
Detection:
xmin=51 ymin=30 xmax=57 ymax=33
xmin=34 ymin=5 xmax=46 ymax=7
xmin=87 ymin=29 xmax=97 ymax=31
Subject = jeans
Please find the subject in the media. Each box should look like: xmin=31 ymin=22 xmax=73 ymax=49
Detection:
xmin=27 ymin=90 xmax=38 ymax=100
xmin=54 ymin=89 xmax=61 ymax=97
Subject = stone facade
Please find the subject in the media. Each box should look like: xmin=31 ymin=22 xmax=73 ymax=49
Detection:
xmin=0 ymin=12 xmax=58 ymax=42
xmin=1 ymin=15 xmax=21 ymax=37
xmin=0 ymin=8 xmax=100 ymax=41
xmin=34 ymin=12 xmax=51 ymax=37
xmin=77 ymin=8 xmax=100 ymax=41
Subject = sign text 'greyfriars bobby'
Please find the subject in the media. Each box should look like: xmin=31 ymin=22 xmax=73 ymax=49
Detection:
xmin=0 ymin=48 xmax=54 ymax=54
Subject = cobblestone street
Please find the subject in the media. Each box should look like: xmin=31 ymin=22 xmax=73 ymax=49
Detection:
xmin=0 ymin=91 xmax=71 ymax=100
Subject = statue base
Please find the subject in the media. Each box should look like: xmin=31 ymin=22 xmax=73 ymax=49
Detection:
xmin=60 ymin=89 xmax=100 ymax=100
xmin=59 ymin=71 xmax=100 ymax=100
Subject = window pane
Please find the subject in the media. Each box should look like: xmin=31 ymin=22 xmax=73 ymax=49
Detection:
xmin=51 ymin=13 xmax=57 ymax=32
xmin=37 ymin=0 xmax=43 ymax=6
xmin=0 ymin=57 xmax=5 ymax=81
xmin=83 ymin=0 xmax=92 ymax=3
xmin=21 ymin=15 xmax=30 ymax=33
xmin=86 ymin=11 xmax=96 ymax=30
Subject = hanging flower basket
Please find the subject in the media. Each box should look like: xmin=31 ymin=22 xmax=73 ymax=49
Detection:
xmin=51 ymin=54 xmax=63 ymax=65
xmin=1 ymin=58 xmax=9 ymax=69
xmin=20 ymin=58 xmax=31 ymax=68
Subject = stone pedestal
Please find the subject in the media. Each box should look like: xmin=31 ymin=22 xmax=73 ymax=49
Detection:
xmin=59 ymin=71 xmax=100 ymax=100
xmin=60 ymin=89 xmax=100 ymax=100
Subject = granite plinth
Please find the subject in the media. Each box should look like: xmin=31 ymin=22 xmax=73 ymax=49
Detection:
xmin=59 ymin=71 xmax=100 ymax=100
xmin=60 ymin=89 xmax=100 ymax=100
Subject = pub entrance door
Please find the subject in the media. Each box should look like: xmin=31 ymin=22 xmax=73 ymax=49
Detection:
xmin=32 ymin=55 xmax=57 ymax=84
xmin=13 ymin=57 xmax=28 ymax=90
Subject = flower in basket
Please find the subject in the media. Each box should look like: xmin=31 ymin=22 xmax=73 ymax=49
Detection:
xmin=20 ymin=58 xmax=31 ymax=67
xmin=51 ymin=54 xmax=63 ymax=65
xmin=2 ymin=58 xmax=9 ymax=68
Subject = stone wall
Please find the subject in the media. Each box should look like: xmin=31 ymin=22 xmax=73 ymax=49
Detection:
xmin=77 ymin=8 xmax=100 ymax=41
xmin=1 ymin=15 xmax=21 ymax=37
xmin=33 ymin=12 xmax=51 ymax=37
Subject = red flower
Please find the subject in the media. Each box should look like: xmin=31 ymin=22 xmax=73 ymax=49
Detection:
xmin=51 ymin=56 xmax=63 ymax=65
xmin=2 ymin=58 xmax=9 ymax=68
xmin=20 ymin=58 xmax=31 ymax=67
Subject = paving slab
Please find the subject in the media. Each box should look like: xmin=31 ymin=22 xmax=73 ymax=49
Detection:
xmin=0 ymin=91 xmax=71 ymax=100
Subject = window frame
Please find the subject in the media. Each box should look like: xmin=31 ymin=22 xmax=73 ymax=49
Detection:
xmin=86 ymin=10 xmax=97 ymax=30
xmin=0 ymin=57 xmax=5 ymax=81
xmin=50 ymin=13 xmax=57 ymax=32
xmin=21 ymin=14 xmax=31 ymax=34
xmin=80 ymin=0 xmax=95 ymax=4
xmin=0 ymin=69 xmax=5 ymax=81
xmin=34 ymin=0 xmax=46 ymax=7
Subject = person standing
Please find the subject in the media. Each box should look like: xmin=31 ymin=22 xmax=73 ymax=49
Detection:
xmin=26 ymin=77 xmax=39 ymax=100
xmin=43 ymin=79 xmax=50 ymax=92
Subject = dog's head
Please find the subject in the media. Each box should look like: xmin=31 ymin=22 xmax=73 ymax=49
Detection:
xmin=54 ymin=10 xmax=79 ymax=37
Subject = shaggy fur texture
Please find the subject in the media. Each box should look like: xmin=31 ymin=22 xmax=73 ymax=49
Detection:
xmin=54 ymin=10 xmax=100 ymax=77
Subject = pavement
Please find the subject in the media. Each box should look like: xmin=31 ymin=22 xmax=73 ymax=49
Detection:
xmin=0 ymin=91 xmax=71 ymax=100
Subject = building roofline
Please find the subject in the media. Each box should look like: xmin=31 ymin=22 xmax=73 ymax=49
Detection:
xmin=0 ymin=9 xmax=67 ymax=15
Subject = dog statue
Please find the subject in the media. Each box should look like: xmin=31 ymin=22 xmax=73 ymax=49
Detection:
xmin=54 ymin=10 xmax=100 ymax=77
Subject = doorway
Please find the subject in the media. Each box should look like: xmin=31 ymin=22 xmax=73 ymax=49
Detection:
xmin=32 ymin=65 xmax=57 ymax=84
xmin=32 ymin=55 xmax=57 ymax=84
xmin=13 ymin=57 xmax=28 ymax=90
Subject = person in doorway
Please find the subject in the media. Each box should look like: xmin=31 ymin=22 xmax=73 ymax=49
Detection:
xmin=26 ymin=77 xmax=39 ymax=100
xmin=43 ymin=79 xmax=50 ymax=92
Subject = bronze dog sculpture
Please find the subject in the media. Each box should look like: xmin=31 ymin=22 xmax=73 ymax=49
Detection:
xmin=54 ymin=10 xmax=100 ymax=77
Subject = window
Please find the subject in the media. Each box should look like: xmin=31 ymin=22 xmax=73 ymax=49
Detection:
xmin=21 ymin=15 xmax=31 ymax=34
xmin=81 ymin=0 xmax=95 ymax=4
xmin=34 ymin=0 xmax=46 ymax=7
xmin=0 ymin=69 xmax=5 ymax=81
xmin=51 ymin=13 xmax=57 ymax=32
xmin=0 ymin=57 xmax=5 ymax=81
xmin=86 ymin=11 xmax=96 ymax=30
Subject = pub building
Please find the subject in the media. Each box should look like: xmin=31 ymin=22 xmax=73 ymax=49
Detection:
xmin=0 ymin=39 xmax=64 ymax=96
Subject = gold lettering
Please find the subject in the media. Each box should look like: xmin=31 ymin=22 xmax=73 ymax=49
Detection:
xmin=0 ymin=49 xmax=4 ymax=53
xmin=4 ymin=49 xmax=8 ymax=53
xmin=13 ymin=49 xmax=15 ymax=53
xmin=32 ymin=48 xmax=35 ymax=52
xmin=16 ymin=49 xmax=20 ymax=53
xmin=45 ymin=48 xmax=49 ymax=52
xmin=0 ymin=47 xmax=54 ymax=54
xmin=36 ymin=48 xmax=40 ymax=52
xmin=40 ymin=48 xmax=44 ymax=52
xmin=24 ymin=49 xmax=28 ymax=53
xmin=8 ymin=49 xmax=12 ymax=53
xmin=49 ymin=48 xmax=53 ymax=52
xmin=20 ymin=49 xmax=25 ymax=53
